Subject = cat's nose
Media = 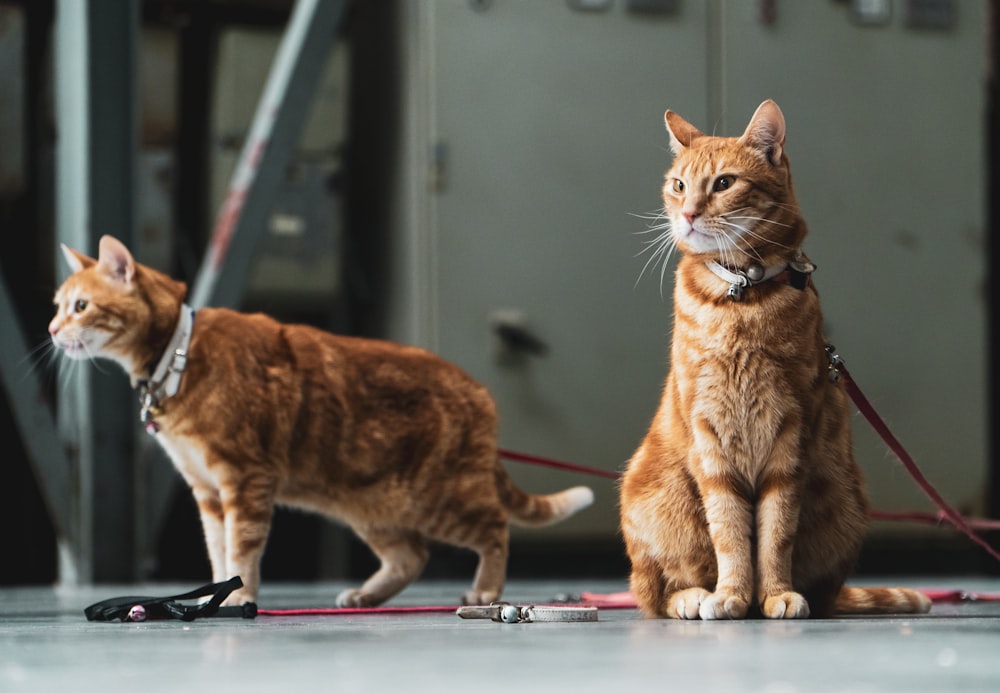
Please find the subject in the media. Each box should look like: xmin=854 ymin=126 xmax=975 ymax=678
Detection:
xmin=48 ymin=320 xmax=60 ymax=337
xmin=683 ymin=211 xmax=699 ymax=225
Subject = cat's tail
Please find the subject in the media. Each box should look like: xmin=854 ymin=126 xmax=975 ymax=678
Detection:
xmin=497 ymin=469 xmax=594 ymax=528
xmin=833 ymin=586 xmax=932 ymax=615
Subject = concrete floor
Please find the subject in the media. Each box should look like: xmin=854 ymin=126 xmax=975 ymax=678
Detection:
xmin=2 ymin=577 xmax=999 ymax=693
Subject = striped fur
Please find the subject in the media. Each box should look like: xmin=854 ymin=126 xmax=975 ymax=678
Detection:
xmin=835 ymin=587 xmax=932 ymax=615
xmin=620 ymin=100 xmax=930 ymax=620
xmin=50 ymin=236 xmax=593 ymax=607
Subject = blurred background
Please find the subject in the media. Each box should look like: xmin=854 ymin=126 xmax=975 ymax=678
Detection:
xmin=0 ymin=0 xmax=995 ymax=588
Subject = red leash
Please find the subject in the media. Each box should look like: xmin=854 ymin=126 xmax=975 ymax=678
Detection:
xmin=258 ymin=605 xmax=456 ymax=617
xmin=869 ymin=510 xmax=1000 ymax=532
xmin=498 ymin=349 xmax=1000 ymax=563
xmin=499 ymin=448 xmax=621 ymax=480
xmin=827 ymin=348 xmax=1000 ymax=563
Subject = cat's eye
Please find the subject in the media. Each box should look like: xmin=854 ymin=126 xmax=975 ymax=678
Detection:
xmin=73 ymin=299 xmax=88 ymax=313
xmin=671 ymin=179 xmax=685 ymax=193
xmin=714 ymin=175 xmax=736 ymax=192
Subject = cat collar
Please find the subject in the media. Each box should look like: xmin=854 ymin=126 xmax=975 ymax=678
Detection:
xmin=137 ymin=304 xmax=195 ymax=435
xmin=706 ymin=254 xmax=816 ymax=301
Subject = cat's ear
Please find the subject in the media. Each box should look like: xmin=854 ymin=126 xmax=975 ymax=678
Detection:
xmin=740 ymin=99 xmax=786 ymax=166
xmin=96 ymin=235 xmax=136 ymax=285
xmin=664 ymin=110 xmax=705 ymax=155
xmin=60 ymin=244 xmax=96 ymax=273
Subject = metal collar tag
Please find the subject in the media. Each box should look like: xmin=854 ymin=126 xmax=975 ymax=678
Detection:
xmin=456 ymin=602 xmax=598 ymax=623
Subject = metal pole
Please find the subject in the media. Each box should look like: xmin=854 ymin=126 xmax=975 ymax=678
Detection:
xmin=54 ymin=0 xmax=139 ymax=584
xmin=189 ymin=0 xmax=348 ymax=310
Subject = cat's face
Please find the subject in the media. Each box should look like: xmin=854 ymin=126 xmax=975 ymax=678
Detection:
xmin=50 ymin=275 xmax=112 ymax=361
xmin=48 ymin=237 xmax=150 ymax=367
xmin=662 ymin=100 xmax=802 ymax=263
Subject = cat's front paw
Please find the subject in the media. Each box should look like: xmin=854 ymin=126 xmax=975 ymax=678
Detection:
xmin=665 ymin=587 xmax=711 ymax=619
xmin=461 ymin=590 xmax=501 ymax=606
xmin=699 ymin=589 xmax=749 ymax=620
xmin=336 ymin=588 xmax=380 ymax=608
xmin=761 ymin=591 xmax=810 ymax=619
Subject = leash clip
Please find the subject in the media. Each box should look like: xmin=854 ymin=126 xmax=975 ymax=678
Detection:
xmin=456 ymin=602 xmax=598 ymax=624
xmin=825 ymin=344 xmax=843 ymax=382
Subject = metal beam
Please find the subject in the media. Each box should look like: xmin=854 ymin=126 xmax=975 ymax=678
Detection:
xmin=0 ymin=274 xmax=74 ymax=545
xmin=54 ymin=0 xmax=139 ymax=584
xmin=190 ymin=0 xmax=348 ymax=310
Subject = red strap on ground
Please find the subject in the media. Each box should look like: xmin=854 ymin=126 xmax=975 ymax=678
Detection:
xmin=257 ymin=605 xmax=457 ymax=616
xmin=257 ymin=599 xmax=636 ymax=617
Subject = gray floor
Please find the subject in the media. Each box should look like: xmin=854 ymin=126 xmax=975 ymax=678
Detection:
xmin=2 ymin=577 xmax=999 ymax=693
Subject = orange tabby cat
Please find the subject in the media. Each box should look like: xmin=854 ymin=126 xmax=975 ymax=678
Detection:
xmin=620 ymin=100 xmax=930 ymax=619
xmin=50 ymin=236 xmax=593 ymax=606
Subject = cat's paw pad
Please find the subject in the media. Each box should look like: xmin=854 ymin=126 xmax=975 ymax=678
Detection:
xmin=667 ymin=588 xmax=711 ymax=619
xmin=698 ymin=591 xmax=749 ymax=620
xmin=336 ymin=588 xmax=378 ymax=608
xmin=461 ymin=590 xmax=501 ymax=606
xmin=761 ymin=591 xmax=810 ymax=619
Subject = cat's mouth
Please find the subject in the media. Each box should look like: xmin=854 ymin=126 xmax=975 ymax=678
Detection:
xmin=682 ymin=226 xmax=733 ymax=254
xmin=53 ymin=337 xmax=88 ymax=359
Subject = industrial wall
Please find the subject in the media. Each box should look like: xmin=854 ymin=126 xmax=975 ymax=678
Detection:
xmin=381 ymin=0 xmax=988 ymax=548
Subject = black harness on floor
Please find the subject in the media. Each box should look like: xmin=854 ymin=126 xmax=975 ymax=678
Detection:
xmin=84 ymin=576 xmax=257 ymax=622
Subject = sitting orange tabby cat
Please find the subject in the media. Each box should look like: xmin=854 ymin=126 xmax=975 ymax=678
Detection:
xmin=620 ymin=100 xmax=930 ymax=619
xmin=50 ymin=236 xmax=593 ymax=606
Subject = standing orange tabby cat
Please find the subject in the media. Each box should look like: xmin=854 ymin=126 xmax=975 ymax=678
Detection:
xmin=620 ymin=100 xmax=930 ymax=619
xmin=50 ymin=236 xmax=593 ymax=606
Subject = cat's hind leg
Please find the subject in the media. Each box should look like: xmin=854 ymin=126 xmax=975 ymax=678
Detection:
xmin=337 ymin=529 xmax=429 ymax=607
xmin=462 ymin=529 xmax=509 ymax=605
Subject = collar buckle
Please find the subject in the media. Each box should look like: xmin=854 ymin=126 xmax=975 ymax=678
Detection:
xmin=138 ymin=305 xmax=194 ymax=435
xmin=706 ymin=253 xmax=815 ymax=301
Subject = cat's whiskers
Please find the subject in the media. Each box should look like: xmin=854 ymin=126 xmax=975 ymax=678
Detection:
xmin=17 ymin=339 xmax=57 ymax=376
xmin=636 ymin=229 xmax=678 ymax=296
xmin=55 ymin=355 xmax=80 ymax=395
xmin=717 ymin=218 xmax=795 ymax=258
xmin=633 ymin=210 xmax=679 ymax=296
xmin=739 ymin=225 xmax=795 ymax=252
xmin=79 ymin=339 xmax=114 ymax=377
xmin=630 ymin=210 xmax=671 ymax=225
xmin=724 ymin=214 xmax=792 ymax=230
xmin=716 ymin=224 xmax=768 ymax=267
xmin=767 ymin=201 xmax=801 ymax=214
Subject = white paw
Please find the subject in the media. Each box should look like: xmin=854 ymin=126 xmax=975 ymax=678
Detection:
xmin=698 ymin=591 xmax=749 ymax=620
xmin=668 ymin=588 xmax=711 ymax=620
xmin=762 ymin=592 xmax=810 ymax=619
